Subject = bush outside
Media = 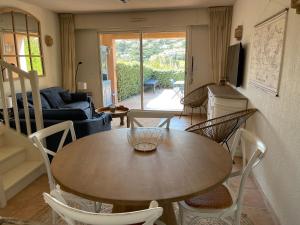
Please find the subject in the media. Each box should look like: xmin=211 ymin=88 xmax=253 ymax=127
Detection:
xmin=117 ymin=61 xmax=184 ymax=101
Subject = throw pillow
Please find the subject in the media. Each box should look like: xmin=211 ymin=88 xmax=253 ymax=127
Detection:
xmin=59 ymin=91 xmax=72 ymax=103
xmin=41 ymin=90 xmax=65 ymax=108
xmin=17 ymin=94 xmax=51 ymax=109
xmin=28 ymin=95 xmax=51 ymax=109
xmin=71 ymin=92 xmax=88 ymax=102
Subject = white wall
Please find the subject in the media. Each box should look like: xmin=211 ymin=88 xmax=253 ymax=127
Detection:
xmin=0 ymin=0 xmax=61 ymax=90
xmin=74 ymin=9 xmax=211 ymax=106
xmin=75 ymin=29 xmax=102 ymax=108
xmin=231 ymin=1 xmax=300 ymax=225
xmin=187 ymin=25 xmax=211 ymax=91
xmin=75 ymin=9 xmax=209 ymax=31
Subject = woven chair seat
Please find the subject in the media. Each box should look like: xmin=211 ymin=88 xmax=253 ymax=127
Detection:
xmin=185 ymin=185 xmax=233 ymax=209
xmin=186 ymin=109 xmax=257 ymax=146
xmin=180 ymin=83 xmax=216 ymax=124
xmin=180 ymin=83 xmax=215 ymax=106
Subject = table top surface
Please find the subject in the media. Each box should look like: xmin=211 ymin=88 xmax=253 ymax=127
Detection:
xmin=51 ymin=128 xmax=232 ymax=205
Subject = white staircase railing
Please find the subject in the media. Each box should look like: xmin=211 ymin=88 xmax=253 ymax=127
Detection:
xmin=0 ymin=60 xmax=43 ymax=134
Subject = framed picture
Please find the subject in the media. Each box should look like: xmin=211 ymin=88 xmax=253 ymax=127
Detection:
xmin=249 ymin=10 xmax=288 ymax=96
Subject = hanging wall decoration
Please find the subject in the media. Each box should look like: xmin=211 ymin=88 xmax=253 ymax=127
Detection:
xmin=291 ymin=0 xmax=300 ymax=14
xmin=248 ymin=9 xmax=288 ymax=96
xmin=234 ymin=25 xmax=243 ymax=41
xmin=45 ymin=35 xmax=53 ymax=47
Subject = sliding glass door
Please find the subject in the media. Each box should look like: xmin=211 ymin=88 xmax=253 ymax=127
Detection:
xmin=99 ymin=33 xmax=141 ymax=109
xmin=142 ymin=32 xmax=186 ymax=111
xmin=99 ymin=31 xmax=186 ymax=111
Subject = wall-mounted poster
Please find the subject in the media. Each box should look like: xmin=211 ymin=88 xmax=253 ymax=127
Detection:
xmin=249 ymin=10 xmax=288 ymax=96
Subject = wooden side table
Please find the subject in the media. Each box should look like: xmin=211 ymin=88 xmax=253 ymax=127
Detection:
xmin=95 ymin=105 xmax=129 ymax=127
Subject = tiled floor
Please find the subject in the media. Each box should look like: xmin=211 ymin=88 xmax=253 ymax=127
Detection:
xmin=229 ymin=157 xmax=279 ymax=225
xmin=0 ymin=116 xmax=280 ymax=225
xmin=119 ymin=88 xmax=184 ymax=111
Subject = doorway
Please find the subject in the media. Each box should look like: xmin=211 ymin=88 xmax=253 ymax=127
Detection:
xmin=99 ymin=31 xmax=186 ymax=111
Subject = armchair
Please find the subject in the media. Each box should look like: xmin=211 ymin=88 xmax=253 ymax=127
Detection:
xmin=180 ymin=83 xmax=216 ymax=124
xmin=185 ymin=109 xmax=257 ymax=150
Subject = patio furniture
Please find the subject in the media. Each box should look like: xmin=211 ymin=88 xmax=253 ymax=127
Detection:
xmin=178 ymin=128 xmax=267 ymax=225
xmin=50 ymin=128 xmax=232 ymax=225
xmin=44 ymin=189 xmax=164 ymax=225
xmin=95 ymin=105 xmax=129 ymax=127
xmin=127 ymin=109 xmax=175 ymax=128
xmin=180 ymin=83 xmax=216 ymax=124
xmin=185 ymin=108 xmax=257 ymax=150
xmin=29 ymin=121 xmax=101 ymax=223
xmin=144 ymin=78 xmax=160 ymax=93
xmin=173 ymin=80 xmax=185 ymax=98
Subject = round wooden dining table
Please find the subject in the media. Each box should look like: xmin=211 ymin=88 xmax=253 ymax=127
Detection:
xmin=51 ymin=128 xmax=232 ymax=225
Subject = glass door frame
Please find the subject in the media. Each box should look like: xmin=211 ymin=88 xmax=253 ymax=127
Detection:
xmin=139 ymin=32 xmax=144 ymax=110
xmin=98 ymin=30 xmax=187 ymax=114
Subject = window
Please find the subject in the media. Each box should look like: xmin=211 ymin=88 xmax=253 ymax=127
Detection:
xmin=0 ymin=9 xmax=44 ymax=78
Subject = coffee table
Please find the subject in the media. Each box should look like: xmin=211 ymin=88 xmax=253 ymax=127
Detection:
xmin=96 ymin=105 xmax=129 ymax=127
xmin=51 ymin=128 xmax=232 ymax=225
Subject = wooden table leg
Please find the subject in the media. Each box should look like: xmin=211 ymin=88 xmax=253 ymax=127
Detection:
xmin=160 ymin=202 xmax=177 ymax=225
xmin=112 ymin=202 xmax=177 ymax=225
xmin=120 ymin=115 xmax=125 ymax=126
xmin=127 ymin=116 xmax=130 ymax=128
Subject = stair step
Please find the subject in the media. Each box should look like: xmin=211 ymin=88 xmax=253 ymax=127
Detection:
xmin=3 ymin=161 xmax=44 ymax=198
xmin=0 ymin=146 xmax=26 ymax=174
xmin=0 ymin=146 xmax=25 ymax=162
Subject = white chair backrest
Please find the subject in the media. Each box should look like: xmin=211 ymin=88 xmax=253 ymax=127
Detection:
xmin=29 ymin=121 xmax=76 ymax=190
xmin=230 ymin=128 xmax=246 ymax=177
xmin=127 ymin=109 xmax=175 ymax=129
xmin=229 ymin=128 xmax=267 ymax=207
xmin=44 ymin=190 xmax=163 ymax=225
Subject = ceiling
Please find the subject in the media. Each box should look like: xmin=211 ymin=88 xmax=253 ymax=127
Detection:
xmin=19 ymin=0 xmax=235 ymax=13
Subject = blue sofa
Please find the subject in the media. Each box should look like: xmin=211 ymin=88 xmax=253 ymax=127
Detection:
xmin=14 ymin=87 xmax=112 ymax=151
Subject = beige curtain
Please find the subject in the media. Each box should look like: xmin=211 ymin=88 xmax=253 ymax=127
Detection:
xmin=59 ymin=14 xmax=76 ymax=92
xmin=209 ymin=6 xmax=233 ymax=83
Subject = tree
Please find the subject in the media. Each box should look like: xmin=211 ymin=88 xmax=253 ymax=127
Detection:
xmin=115 ymin=38 xmax=186 ymax=70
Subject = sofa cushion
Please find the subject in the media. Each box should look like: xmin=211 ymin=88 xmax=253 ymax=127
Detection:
xmin=16 ymin=93 xmax=51 ymax=109
xmin=59 ymin=91 xmax=72 ymax=103
xmin=28 ymin=95 xmax=51 ymax=109
xmin=71 ymin=92 xmax=88 ymax=102
xmin=41 ymin=87 xmax=65 ymax=108
xmin=61 ymin=101 xmax=90 ymax=110
xmin=16 ymin=97 xmax=34 ymax=108
xmin=43 ymin=109 xmax=88 ymax=120
xmin=19 ymin=108 xmax=88 ymax=121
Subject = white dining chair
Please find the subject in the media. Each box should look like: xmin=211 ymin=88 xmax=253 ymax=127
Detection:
xmin=178 ymin=128 xmax=267 ymax=225
xmin=127 ymin=109 xmax=175 ymax=128
xmin=29 ymin=121 xmax=102 ymax=221
xmin=229 ymin=128 xmax=248 ymax=178
xmin=44 ymin=187 xmax=165 ymax=225
xmin=29 ymin=121 xmax=76 ymax=191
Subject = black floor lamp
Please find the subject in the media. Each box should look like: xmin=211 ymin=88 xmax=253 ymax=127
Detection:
xmin=75 ymin=61 xmax=83 ymax=92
